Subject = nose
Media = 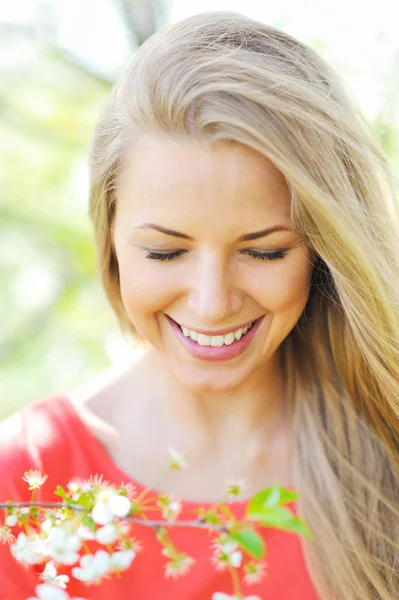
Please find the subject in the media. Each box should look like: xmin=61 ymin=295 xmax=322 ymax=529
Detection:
xmin=186 ymin=251 xmax=243 ymax=325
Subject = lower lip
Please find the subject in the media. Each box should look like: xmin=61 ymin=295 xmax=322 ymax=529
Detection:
xmin=165 ymin=315 xmax=265 ymax=362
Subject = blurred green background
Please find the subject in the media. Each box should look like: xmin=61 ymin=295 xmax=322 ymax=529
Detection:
xmin=1 ymin=0 xmax=399 ymax=420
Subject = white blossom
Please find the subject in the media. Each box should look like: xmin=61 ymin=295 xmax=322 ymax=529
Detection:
xmin=167 ymin=500 xmax=182 ymax=519
xmin=109 ymin=549 xmax=136 ymax=571
xmin=67 ymin=477 xmax=92 ymax=494
xmin=117 ymin=520 xmax=131 ymax=537
xmin=164 ymin=554 xmax=195 ymax=580
xmin=88 ymin=474 xmax=111 ymax=488
xmin=217 ymin=540 xmax=239 ymax=554
xmin=91 ymin=488 xmax=131 ymax=525
xmin=91 ymin=502 xmax=114 ymax=526
xmin=229 ymin=550 xmax=242 ymax=568
xmin=71 ymin=549 xmax=111 ymax=584
xmin=0 ymin=525 xmax=15 ymax=545
xmin=22 ymin=470 xmax=48 ymax=490
xmin=67 ymin=480 xmax=82 ymax=494
xmin=26 ymin=582 xmax=87 ymax=600
xmin=243 ymin=560 xmax=268 ymax=585
xmin=11 ymin=532 xmax=46 ymax=565
xmin=95 ymin=524 xmax=119 ymax=545
xmin=76 ymin=525 xmax=96 ymax=541
xmin=108 ymin=494 xmax=131 ymax=517
xmin=157 ymin=496 xmax=182 ymax=522
xmin=45 ymin=527 xmax=82 ymax=565
xmin=223 ymin=476 xmax=248 ymax=499
xmin=118 ymin=481 xmax=137 ymax=500
xmin=210 ymin=539 xmax=243 ymax=571
xmin=116 ymin=536 xmax=143 ymax=554
xmin=5 ymin=514 xmax=18 ymax=527
xmin=211 ymin=551 xmax=243 ymax=572
xmin=41 ymin=519 xmax=53 ymax=534
xmin=40 ymin=561 xmax=70 ymax=589
xmin=26 ymin=583 xmax=70 ymax=600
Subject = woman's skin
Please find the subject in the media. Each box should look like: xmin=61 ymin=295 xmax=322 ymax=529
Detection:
xmin=69 ymin=136 xmax=315 ymax=502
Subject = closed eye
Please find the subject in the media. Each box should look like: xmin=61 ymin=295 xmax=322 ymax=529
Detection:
xmin=144 ymin=249 xmax=288 ymax=261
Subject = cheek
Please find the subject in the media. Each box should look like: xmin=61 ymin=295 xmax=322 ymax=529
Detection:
xmin=118 ymin=255 xmax=179 ymax=318
xmin=254 ymin=256 xmax=312 ymax=314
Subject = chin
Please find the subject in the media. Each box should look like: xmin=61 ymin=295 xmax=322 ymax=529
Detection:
xmin=170 ymin=362 xmax=250 ymax=394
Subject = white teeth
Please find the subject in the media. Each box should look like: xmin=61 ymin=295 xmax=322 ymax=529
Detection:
xmin=180 ymin=321 xmax=255 ymax=346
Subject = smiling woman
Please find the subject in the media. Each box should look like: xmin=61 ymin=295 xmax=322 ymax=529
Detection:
xmin=111 ymin=137 xmax=313 ymax=389
xmin=1 ymin=9 xmax=399 ymax=600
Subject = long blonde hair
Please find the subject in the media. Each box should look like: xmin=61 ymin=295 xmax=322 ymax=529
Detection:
xmin=88 ymin=11 xmax=399 ymax=599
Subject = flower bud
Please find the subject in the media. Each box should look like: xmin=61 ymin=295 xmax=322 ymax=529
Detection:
xmin=5 ymin=515 xmax=17 ymax=527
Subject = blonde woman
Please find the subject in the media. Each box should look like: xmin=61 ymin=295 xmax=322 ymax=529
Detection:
xmin=1 ymin=10 xmax=398 ymax=600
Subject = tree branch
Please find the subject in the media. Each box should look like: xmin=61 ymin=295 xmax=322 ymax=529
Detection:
xmin=0 ymin=502 xmax=223 ymax=530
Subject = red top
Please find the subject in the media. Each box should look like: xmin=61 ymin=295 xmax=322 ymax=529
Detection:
xmin=0 ymin=395 xmax=321 ymax=600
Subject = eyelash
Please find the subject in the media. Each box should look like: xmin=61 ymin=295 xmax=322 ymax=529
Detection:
xmin=144 ymin=249 xmax=288 ymax=262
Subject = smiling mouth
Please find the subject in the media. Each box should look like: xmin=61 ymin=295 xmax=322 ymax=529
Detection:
xmin=173 ymin=316 xmax=262 ymax=345
xmin=165 ymin=313 xmax=267 ymax=359
xmin=168 ymin=313 xmax=262 ymax=335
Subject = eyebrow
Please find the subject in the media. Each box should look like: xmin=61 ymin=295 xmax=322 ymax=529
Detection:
xmin=132 ymin=223 xmax=294 ymax=242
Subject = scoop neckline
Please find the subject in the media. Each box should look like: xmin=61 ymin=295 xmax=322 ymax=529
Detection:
xmin=60 ymin=393 xmax=297 ymax=512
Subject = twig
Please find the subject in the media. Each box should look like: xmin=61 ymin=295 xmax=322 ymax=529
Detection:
xmin=0 ymin=502 xmax=224 ymax=531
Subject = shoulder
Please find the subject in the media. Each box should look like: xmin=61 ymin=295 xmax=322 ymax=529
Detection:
xmin=0 ymin=395 xmax=75 ymax=501
xmin=0 ymin=347 xmax=156 ymax=501
xmin=0 ymin=397 xmax=80 ymax=596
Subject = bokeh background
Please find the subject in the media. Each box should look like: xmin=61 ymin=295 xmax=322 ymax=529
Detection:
xmin=1 ymin=0 xmax=399 ymax=420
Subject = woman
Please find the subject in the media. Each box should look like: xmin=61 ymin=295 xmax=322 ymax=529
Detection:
xmin=1 ymin=10 xmax=398 ymax=600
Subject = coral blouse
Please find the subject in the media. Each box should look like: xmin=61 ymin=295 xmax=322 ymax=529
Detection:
xmin=0 ymin=395 xmax=321 ymax=600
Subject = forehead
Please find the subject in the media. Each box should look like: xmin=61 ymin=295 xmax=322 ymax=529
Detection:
xmin=117 ymin=136 xmax=292 ymax=225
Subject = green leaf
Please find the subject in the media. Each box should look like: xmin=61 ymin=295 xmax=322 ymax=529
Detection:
xmin=247 ymin=485 xmax=298 ymax=517
xmin=248 ymin=506 xmax=313 ymax=539
xmin=73 ymin=491 xmax=94 ymax=507
xmin=81 ymin=515 xmax=96 ymax=532
xmin=275 ymin=488 xmax=299 ymax=505
xmin=232 ymin=527 xmax=265 ymax=559
xmin=54 ymin=485 xmax=76 ymax=504
xmin=54 ymin=486 xmax=93 ymax=508
xmin=54 ymin=485 xmax=68 ymax=500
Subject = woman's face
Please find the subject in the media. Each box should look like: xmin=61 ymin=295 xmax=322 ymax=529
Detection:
xmin=113 ymin=136 xmax=314 ymax=393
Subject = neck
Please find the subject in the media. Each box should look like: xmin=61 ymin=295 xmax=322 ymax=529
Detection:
xmin=141 ymin=345 xmax=290 ymax=465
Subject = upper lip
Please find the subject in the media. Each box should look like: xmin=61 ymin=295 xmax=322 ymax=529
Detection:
xmin=166 ymin=315 xmax=263 ymax=336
